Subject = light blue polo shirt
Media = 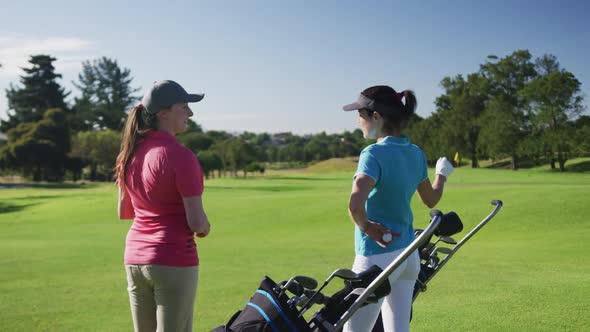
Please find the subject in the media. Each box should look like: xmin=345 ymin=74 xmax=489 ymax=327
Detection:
xmin=353 ymin=135 xmax=428 ymax=256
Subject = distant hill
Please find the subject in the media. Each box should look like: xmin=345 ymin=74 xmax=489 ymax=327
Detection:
xmin=305 ymin=156 xmax=590 ymax=174
xmin=305 ymin=157 xmax=358 ymax=173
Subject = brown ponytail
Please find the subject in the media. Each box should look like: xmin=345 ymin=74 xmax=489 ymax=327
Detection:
xmin=114 ymin=104 xmax=158 ymax=189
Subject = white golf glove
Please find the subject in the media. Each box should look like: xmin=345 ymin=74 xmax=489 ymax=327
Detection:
xmin=435 ymin=157 xmax=454 ymax=177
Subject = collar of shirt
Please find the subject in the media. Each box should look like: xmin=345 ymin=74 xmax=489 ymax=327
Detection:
xmin=380 ymin=135 xmax=410 ymax=146
xmin=146 ymin=130 xmax=176 ymax=142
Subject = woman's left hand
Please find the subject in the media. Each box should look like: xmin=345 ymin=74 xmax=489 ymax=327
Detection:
xmin=364 ymin=221 xmax=401 ymax=248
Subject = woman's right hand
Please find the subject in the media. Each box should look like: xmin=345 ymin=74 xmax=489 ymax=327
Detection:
xmin=196 ymin=221 xmax=210 ymax=238
xmin=364 ymin=221 xmax=400 ymax=248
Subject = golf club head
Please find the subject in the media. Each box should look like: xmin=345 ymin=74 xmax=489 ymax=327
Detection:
xmin=331 ymin=269 xmax=359 ymax=281
xmin=285 ymin=281 xmax=304 ymax=296
xmin=435 ymin=247 xmax=453 ymax=255
xmin=439 ymin=236 xmax=457 ymax=245
xmin=299 ymin=270 xmax=354 ymax=316
xmin=279 ymin=276 xmax=305 ymax=297
xmin=294 ymin=275 xmax=318 ymax=290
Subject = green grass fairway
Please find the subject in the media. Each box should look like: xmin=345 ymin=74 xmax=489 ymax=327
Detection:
xmin=1 ymin=167 xmax=589 ymax=331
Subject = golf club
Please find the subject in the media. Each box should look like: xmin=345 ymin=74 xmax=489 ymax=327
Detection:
xmin=298 ymin=269 xmax=360 ymax=317
xmin=297 ymin=288 xmax=330 ymax=307
xmin=434 ymin=235 xmax=457 ymax=245
xmin=278 ymin=275 xmax=318 ymax=298
xmin=433 ymin=247 xmax=454 ymax=255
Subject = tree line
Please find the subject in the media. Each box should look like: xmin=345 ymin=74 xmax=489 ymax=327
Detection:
xmin=0 ymin=50 xmax=588 ymax=182
xmin=406 ymin=50 xmax=588 ymax=171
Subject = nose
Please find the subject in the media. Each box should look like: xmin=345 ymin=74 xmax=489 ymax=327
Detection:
xmin=188 ymin=108 xmax=193 ymax=116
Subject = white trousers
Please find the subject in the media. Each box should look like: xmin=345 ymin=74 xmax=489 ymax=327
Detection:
xmin=343 ymin=249 xmax=420 ymax=332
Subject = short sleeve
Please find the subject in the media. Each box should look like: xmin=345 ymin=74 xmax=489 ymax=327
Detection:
xmin=354 ymin=149 xmax=381 ymax=183
xmin=174 ymin=148 xmax=204 ymax=197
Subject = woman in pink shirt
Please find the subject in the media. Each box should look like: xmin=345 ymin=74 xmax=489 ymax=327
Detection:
xmin=115 ymin=80 xmax=211 ymax=332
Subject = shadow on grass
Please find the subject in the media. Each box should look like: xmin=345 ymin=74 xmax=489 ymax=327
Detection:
xmin=267 ymin=176 xmax=342 ymax=181
xmin=483 ymin=159 xmax=572 ymax=171
xmin=20 ymin=195 xmax=66 ymax=200
xmin=0 ymin=202 xmax=39 ymax=214
xmin=483 ymin=160 xmax=513 ymax=169
xmin=208 ymin=175 xmax=341 ymax=182
xmin=486 ymin=161 xmax=539 ymax=169
xmin=0 ymin=182 xmax=97 ymax=190
xmin=28 ymin=183 xmax=96 ymax=189
xmin=0 ymin=194 xmax=66 ymax=214
xmin=208 ymin=185 xmax=311 ymax=192
xmin=566 ymin=160 xmax=590 ymax=172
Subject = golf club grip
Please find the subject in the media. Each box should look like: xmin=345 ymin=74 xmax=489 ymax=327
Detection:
xmin=331 ymin=213 xmax=442 ymax=331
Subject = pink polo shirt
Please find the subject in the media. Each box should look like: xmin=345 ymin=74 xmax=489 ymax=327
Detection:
xmin=124 ymin=130 xmax=204 ymax=267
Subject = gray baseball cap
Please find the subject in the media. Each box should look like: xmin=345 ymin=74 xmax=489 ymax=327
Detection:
xmin=141 ymin=80 xmax=204 ymax=114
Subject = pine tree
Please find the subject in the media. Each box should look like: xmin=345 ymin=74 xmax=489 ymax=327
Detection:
xmin=72 ymin=57 xmax=140 ymax=130
xmin=1 ymin=55 xmax=70 ymax=132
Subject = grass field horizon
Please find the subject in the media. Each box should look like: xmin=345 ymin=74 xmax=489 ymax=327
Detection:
xmin=1 ymin=161 xmax=589 ymax=331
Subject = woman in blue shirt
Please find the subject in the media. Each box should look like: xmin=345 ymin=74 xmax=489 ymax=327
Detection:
xmin=342 ymin=85 xmax=453 ymax=332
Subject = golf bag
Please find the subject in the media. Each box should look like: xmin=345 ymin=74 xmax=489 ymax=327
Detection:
xmin=211 ymin=276 xmax=310 ymax=332
xmin=212 ymin=266 xmax=390 ymax=332
xmin=213 ymin=201 xmax=503 ymax=332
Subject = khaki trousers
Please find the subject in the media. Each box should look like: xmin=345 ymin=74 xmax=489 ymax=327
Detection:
xmin=125 ymin=264 xmax=199 ymax=332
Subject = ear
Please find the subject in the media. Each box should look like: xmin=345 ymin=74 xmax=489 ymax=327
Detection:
xmin=372 ymin=112 xmax=382 ymax=121
xmin=157 ymin=108 xmax=171 ymax=120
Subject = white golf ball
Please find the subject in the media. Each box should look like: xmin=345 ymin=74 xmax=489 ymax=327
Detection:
xmin=382 ymin=233 xmax=393 ymax=242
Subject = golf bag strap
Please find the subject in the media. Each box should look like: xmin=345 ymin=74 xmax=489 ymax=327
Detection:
xmin=255 ymin=290 xmax=299 ymax=332
xmin=246 ymin=302 xmax=279 ymax=332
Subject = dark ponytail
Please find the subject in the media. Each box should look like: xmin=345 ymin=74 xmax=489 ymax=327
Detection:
xmin=380 ymin=89 xmax=417 ymax=132
xmin=114 ymin=104 xmax=158 ymax=189
xmin=399 ymin=90 xmax=417 ymax=121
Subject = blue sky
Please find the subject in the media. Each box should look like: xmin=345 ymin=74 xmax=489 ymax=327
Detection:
xmin=1 ymin=0 xmax=588 ymax=134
